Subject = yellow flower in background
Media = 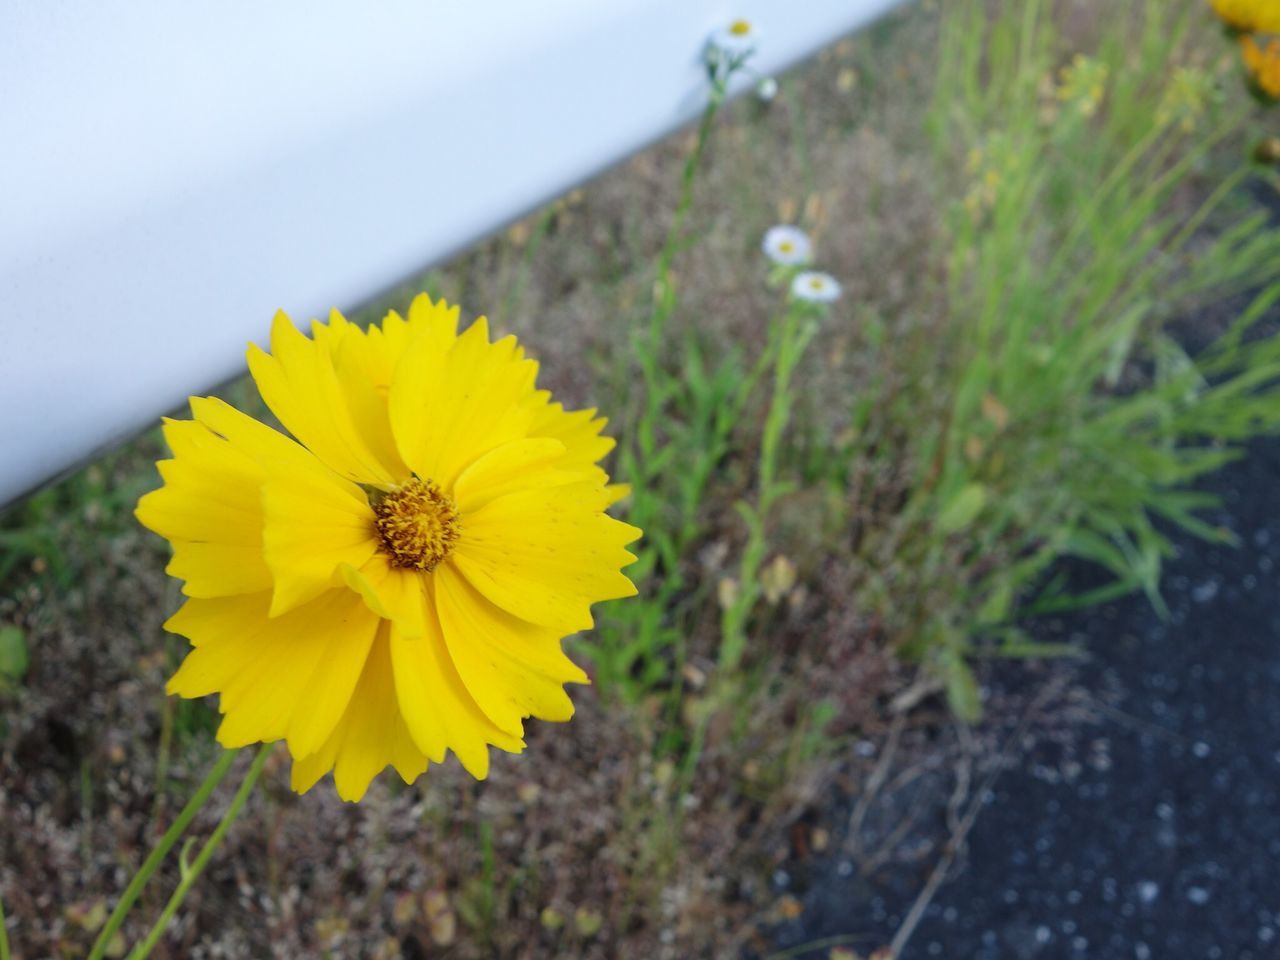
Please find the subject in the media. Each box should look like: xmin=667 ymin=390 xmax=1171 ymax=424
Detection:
xmin=1156 ymin=66 xmax=1217 ymax=131
xmin=1209 ymin=0 xmax=1280 ymax=33
xmin=136 ymin=294 xmax=640 ymax=801
xmin=1055 ymin=54 xmax=1108 ymax=117
xmin=1241 ymin=33 xmax=1280 ymax=98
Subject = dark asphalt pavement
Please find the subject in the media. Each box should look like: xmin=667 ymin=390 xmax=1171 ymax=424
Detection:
xmin=770 ymin=437 xmax=1280 ymax=959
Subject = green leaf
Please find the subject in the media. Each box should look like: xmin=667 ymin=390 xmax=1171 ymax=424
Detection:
xmin=942 ymin=652 xmax=982 ymax=724
xmin=991 ymin=629 xmax=1084 ymax=659
xmin=0 ymin=626 xmax=28 ymax=683
xmin=937 ymin=483 xmax=988 ymax=535
xmin=975 ymin=581 xmax=1013 ymax=625
xmin=993 ymin=641 xmax=1083 ymax=659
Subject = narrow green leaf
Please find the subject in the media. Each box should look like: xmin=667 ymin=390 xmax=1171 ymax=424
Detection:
xmin=942 ymin=653 xmax=982 ymax=724
xmin=937 ymin=483 xmax=988 ymax=535
xmin=0 ymin=627 xmax=28 ymax=683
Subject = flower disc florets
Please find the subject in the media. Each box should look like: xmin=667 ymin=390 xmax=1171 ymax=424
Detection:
xmin=373 ymin=478 xmax=460 ymax=571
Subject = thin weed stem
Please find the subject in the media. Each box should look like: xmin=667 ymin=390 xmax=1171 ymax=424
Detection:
xmin=597 ymin=55 xmax=749 ymax=696
xmin=127 ymin=743 xmax=272 ymax=959
xmin=719 ymin=301 xmax=818 ymax=672
xmin=0 ymin=891 xmax=9 ymax=960
xmin=88 ymin=748 xmax=240 ymax=960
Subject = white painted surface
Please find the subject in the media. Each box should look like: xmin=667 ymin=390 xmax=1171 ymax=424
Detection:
xmin=0 ymin=0 xmax=903 ymax=506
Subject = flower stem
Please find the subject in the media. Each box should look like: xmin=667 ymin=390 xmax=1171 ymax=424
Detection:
xmin=637 ymin=72 xmax=728 ymax=420
xmin=719 ymin=301 xmax=817 ymax=672
xmin=88 ymin=748 xmax=239 ymax=960
xmin=1 ymin=889 xmax=11 ymax=960
xmin=127 ymin=742 xmax=272 ymax=959
xmin=599 ymin=56 xmax=739 ymax=693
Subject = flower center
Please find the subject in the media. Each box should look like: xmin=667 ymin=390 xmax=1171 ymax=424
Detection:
xmin=779 ymin=241 xmax=794 ymax=252
xmin=729 ymin=18 xmax=752 ymax=35
xmin=372 ymin=478 xmax=460 ymax=571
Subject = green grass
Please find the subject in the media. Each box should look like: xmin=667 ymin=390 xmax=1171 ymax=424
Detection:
xmin=849 ymin=0 xmax=1280 ymax=715
xmin=579 ymin=0 xmax=1280 ymax=731
xmin=578 ymin=0 xmax=1280 ymax=735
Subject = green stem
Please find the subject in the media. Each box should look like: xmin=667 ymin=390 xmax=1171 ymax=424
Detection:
xmin=89 ymin=749 xmax=239 ymax=960
xmin=719 ymin=301 xmax=817 ymax=671
xmin=599 ymin=57 xmax=739 ymax=691
xmin=128 ymin=743 xmax=272 ymax=959
xmin=638 ymin=74 xmax=728 ymax=417
xmin=1 ymin=889 xmax=10 ymax=960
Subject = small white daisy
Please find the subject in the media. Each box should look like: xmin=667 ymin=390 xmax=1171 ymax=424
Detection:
xmin=762 ymin=225 xmax=812 ymax=266
xmin=791 ymin=270 xmax=843 ymax=304
xmin=756 ymin=76 xmax=779 ymax=102
xmin=708 ymin=18 xmax=760 ymax=60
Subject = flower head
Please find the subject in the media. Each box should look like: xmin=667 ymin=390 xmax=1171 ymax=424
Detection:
xmin=708 ymin=18 xmax=760 ymax=60
xmin=1156 ymin=66 xmax=1217 ymax=131
xmin=762 ymin=225 xmax=812 ymax=266
xmin=790 ymin=271 xmax=843 ymax=304
xmin=1241 ymin=33 xmax=1280 ymax=99
xmin=1209 ymin=0 xmax=1280 ymax=33
xmin=756 ymin=76 xmax=779 ymax=102
xmin=1055 ymin=54 xmax=1108 ymax=118
xmin=136 ymin=295 xmax=640 ymax=801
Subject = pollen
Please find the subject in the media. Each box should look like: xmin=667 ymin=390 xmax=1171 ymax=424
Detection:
xmin=729 ymin=18 xmax=752 ymax=35
xmin=372 ymin=477 xmax=461 ymax=571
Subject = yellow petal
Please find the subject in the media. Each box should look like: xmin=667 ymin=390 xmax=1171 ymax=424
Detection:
xmin=135 ymin=418 xmax=273 ymax=597
xmin=189 ymin=395 xmax=316 ymax=473
xmin=339 ymin=552 xmax=427 ymax=638
xmin=388 ymin=601 xmax=525 ymax=779
xmin=137 ymin=420 xmax=260 ymax=544
xmin=529 ymin=397 xmax=616 ymax=470
xmin=367 ymin=294 xmax=460 ymax=395
xmin=389 ymin=316 xmax=540 ymax=490
xmin=290 ymin=623 xmax=429 ymax=801
xmin=165 ymin=589 xmax=380 ymax=759
xmin=434 ymin=564 xmax=585 ymax=733
xmin=404 ymin=291 xmax=461 ymax=352
xmin=312 ymin=309 xmax=410 ymax=479
xmin=450 ymin=481 xmax=640 ymax=633
xmin=452 ymin=437 xmax=604 ymax=513
xmin=166 ymin=542 xmax=273 ymax=597
xmin=247 ymin=310 xmax=399 ymax=485
xmin=260 ymin=460 xmax=380 ymax=617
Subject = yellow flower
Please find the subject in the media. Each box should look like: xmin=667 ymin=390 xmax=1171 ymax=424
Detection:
xmin=1209 ymin=0 xmax=1280 ymax=33
xmin=1241 ymin=33 xmax=1280 ymax=98
xmin=1156 ymin=66 xmax=1216 ymax=132
xmin=1055 ymin=54 xmax=1108 ymax=117
xmin=136 ymin=294 xmax=640 ymax=801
